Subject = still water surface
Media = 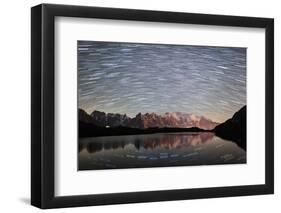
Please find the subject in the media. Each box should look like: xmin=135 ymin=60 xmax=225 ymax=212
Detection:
xmin=78 ymin=132 xmax=246 ymax=170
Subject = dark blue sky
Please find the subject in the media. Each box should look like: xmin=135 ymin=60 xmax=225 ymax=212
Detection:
xmin=78 ymin=41 xmax=246 ymax=123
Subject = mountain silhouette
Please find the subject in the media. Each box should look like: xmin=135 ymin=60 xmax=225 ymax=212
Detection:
xmin=214 ymin=106 xmax=246 ymax=150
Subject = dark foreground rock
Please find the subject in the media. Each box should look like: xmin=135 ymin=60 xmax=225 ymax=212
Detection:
xmin=214 ymin=106 xmax=246 ymax=150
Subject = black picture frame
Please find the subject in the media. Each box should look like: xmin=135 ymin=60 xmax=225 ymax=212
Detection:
xmin=31 ymin=3 xmax=274 ymax=209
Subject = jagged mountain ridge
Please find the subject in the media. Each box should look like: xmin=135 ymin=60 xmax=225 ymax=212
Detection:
xmin=79 ymin=109 xmax=219 ymax=130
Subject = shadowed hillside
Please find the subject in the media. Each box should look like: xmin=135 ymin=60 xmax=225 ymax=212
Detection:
xmin=214 ymin=106 xmax=246 ymax=150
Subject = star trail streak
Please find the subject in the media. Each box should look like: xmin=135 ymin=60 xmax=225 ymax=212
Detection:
xmin=78 ymin=41 xmax=246 ymax=123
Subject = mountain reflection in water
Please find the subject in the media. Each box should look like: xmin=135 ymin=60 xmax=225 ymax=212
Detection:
xmin=79 ymin=132 xmax=246 ymax=170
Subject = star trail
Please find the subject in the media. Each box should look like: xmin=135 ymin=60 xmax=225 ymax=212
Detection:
xmin=78 ymin=41 xmax=246 ymax=123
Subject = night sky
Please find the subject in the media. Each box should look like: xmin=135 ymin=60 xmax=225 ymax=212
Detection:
xmin=78 ymin=41 xmax=246 ymax=123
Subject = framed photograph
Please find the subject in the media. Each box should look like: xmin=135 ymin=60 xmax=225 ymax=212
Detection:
xmin=31 ymin=4 xmax=274 ymax=209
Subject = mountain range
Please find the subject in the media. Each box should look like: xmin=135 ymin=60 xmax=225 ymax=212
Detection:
xmin=79 ymin=106 xmax=246 ymax=150
xmin=79 ymin=109 xmax=219 ymax=130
